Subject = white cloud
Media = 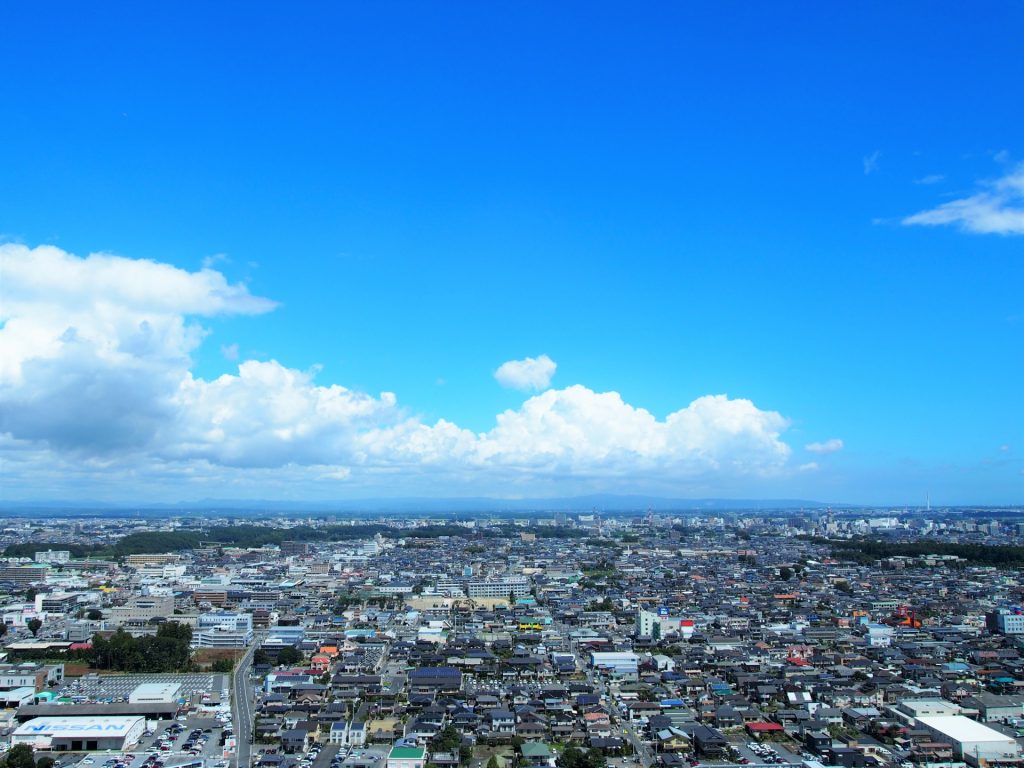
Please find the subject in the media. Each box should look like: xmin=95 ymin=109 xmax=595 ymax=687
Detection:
xmin=914 ymin=174 xmax=944 ymax=185
xmin=805 ymin=438 xmax=844 ymax=454
xmin=863 ymin=150 xmax=881 ymax=175
xmin=0 ymin=244 xmax=801 ymax=497
xmin=220 ymin=343 xmax=240 ymax=361
xmin=798 ymin=462 xmax=819 ymax=472
xmin=902 ymin=163 xmax=1024 ymax=235
xmin=494 ymin=354 xmax=557 ymax=391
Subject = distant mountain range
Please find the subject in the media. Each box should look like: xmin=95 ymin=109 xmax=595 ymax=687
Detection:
xmin=0 ymin=494 xmax=834 ymax=516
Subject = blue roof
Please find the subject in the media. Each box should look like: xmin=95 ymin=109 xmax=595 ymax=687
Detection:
xmin=409 ymin=666 xmax=460 ymax=678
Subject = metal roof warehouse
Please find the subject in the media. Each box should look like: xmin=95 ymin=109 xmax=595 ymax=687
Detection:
xmin=13 ymin=715 xmax=146 ymax=751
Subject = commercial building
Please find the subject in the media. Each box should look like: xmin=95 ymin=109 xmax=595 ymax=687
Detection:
xmin=192 ymin=611 xmax=254 ymax=648
xmin=12 ymin=715 xmax=146 ymax=751
xmin=37 ymin=593 xmax=80 ymax=615
xmin=636 ymin=608 xmax=695 ymax=640
xmin=589 ymin=651 xmax=639 ymax=679
xmin=387 ymin=747 xmax=427 ymax=768
xmin=109 ymin=595 xmax=174 ymax=625
xmin=915 ymin=715 xmax=1023 ymax=766
xmin=128 ymin=682 xmax=181 ymax=704
xmin=987 ymin=609 xmax=1024 ymax=635
xmin=0 ymin=663 xmax=64 ymax=692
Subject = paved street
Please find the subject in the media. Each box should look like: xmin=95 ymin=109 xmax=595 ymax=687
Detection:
xmin=232 ymin=633 xmax=266 ymax=768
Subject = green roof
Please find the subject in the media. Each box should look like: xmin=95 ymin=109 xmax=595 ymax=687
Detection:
xmin=389 ymin=748 xmax=426 ymax=759
xmin=520 ymin=744 xmax=552 ymax=758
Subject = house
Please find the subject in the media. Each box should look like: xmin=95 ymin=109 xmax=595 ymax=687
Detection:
xmin=689 ymin=725 xmax=728 ymax=758
xmin=330 ymin=721 xmax=367 ymax=746
xmin=281 ymin=728 xmax=312 ymax=753
xmin=655 ymin=728 xmax=690 ymax=753
xmin=520 ymin=743 xmax=556 ymax=768
xmin=489 ymin=709 xmax=516 ymax=735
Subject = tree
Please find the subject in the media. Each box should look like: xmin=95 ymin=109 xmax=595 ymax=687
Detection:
xmin=275 ymin=645 xmax=303 ymax=666
xmin=26 ymin=618 xmax=42 ymax=637
xmin=486 ymin=757 xmax=500 ymax=768
xmin=86 ymin=609 xmax=103 ymax=620
xmin=5 ymin=744 xmax=35 ymax=768
xmin=778 ymin=567 xmax=793 ymax=581
xmin=433 ymin=726 xmax=462 ymax=754
xmin=36 ymin=758 xmax=55 ymax=768
xmin=0 ymin=623 xmax=7 ymax=638
xmin=559 ymin=747 xmax=607 ymax=768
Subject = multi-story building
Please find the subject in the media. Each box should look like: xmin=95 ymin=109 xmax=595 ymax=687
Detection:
xmin=0 ymin=566 xmax=49 ymax=585
xmin=0 ymin=663 xmax=64 ymax=692
xmin=109 ymin=595 xmax=174 ymax=625
xmin=124 ymin=554 xmax=180 ymax=567
xmin=191 ymin=611 xmax=254 ymax=648
xmin=467 ymin=577 xmax=529 ymax=599
xmin=34 ymin=551 xmax=70 ymax=564
xmin=987 ymin=609 xmax=1024 ymax=635
xmin=36 ymin=593 xmax=80 ymax=615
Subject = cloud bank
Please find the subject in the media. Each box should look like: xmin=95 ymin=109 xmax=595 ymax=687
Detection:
xmin=0 ymin=244 xmax=799 ymax=498
xmin=903 ymin=163 xmax=1024 ymax=235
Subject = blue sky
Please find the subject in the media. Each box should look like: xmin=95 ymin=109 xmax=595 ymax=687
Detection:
xmin=1 ymin=2 xmax=1021 ymax=505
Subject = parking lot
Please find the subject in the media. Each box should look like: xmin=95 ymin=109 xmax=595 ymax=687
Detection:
xmin=728 ymin=739 xmax=809 ymax=766
xmin=57 ymin=674 xmax=227 ymax=703
xmin=40 ymin=714 xmax=233 ymax=768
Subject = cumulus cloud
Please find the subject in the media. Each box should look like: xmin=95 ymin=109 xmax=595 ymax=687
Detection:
xmin=805 ymin=438 xmax=844 ymax=454
xmin=0 ymin=244 xmax=801 ymax=496
xmin=903 ymin=163 xmax=1024 ymax=235
xmin=494 ymin=354 xmax=557 ymax=391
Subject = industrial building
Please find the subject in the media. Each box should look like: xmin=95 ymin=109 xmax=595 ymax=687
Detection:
xmin=589 ymin=651 xmax=639 ymax=679
xmin=12 ymin=715 xmax=146 ymax=751
xmin=915 ymin=715 xmax=1023 ymax=766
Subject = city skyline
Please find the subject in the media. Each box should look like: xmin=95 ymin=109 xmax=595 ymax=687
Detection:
xmin=1 ymin=4 xmax=1022 ymax=505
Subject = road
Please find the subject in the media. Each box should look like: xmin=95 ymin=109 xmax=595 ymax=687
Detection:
xmin=571 ymin=627 xmax=654 ymax=768
xmin=232 ymin=633 xmax=266 ymax=768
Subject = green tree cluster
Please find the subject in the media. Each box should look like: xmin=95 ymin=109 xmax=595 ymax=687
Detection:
xmin=86 ymin=622 xmax=193 ymax=672
xmin=1 ymin=744 xmax=55 ymax=768
xmin=557 ymin=747 xmax=606 ymax=768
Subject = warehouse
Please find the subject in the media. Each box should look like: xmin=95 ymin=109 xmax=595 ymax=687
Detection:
xmin=915 ymin=715 xmax=1023 ymax=766
xmin=589 ymin=651 xmax=639 ymax=679
xmin=12 ymin=715 xmax=146 ymax=751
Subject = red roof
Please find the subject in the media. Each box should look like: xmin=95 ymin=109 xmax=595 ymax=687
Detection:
xmin=746 ymin=722 xmax=784 ymax=732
